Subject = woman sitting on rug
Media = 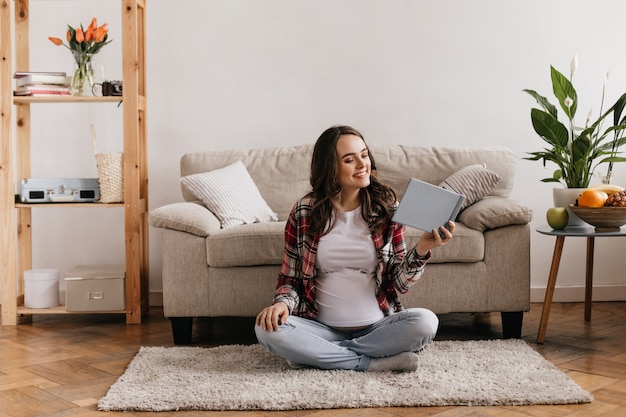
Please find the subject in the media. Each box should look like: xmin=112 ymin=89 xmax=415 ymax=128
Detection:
xmin=255 ymin=125 xmax=454 ymax=372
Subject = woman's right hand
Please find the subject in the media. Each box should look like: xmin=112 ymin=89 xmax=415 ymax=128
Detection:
xmin=255 ymin=301 xmax=289 ymax=332
xmin=415 ymin=220 xmax=455 ymax=256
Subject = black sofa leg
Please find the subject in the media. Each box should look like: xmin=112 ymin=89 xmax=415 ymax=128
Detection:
xmin=501 ymin=311 xmax=523 ymax=339
xmin=171 ymin=317 xmax=193 ymax=345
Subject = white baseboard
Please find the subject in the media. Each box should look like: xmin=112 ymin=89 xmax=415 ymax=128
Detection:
xmin=530 ymin=285 xmax=626 ymax=303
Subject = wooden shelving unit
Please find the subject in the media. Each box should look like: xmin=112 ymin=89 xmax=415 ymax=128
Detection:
xmin=0 ymin=0 xmax=149 ymax=325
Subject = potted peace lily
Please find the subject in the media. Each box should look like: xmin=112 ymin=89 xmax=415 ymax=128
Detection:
xmin=524 ymin=55 xmax=626 ymax=224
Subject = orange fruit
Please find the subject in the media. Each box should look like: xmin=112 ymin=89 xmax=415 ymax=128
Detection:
xmin=577 ymin=189 xmax=608 ymax=208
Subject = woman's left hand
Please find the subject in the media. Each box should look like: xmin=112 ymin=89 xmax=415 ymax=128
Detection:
xmin=415 ymin=221 xmax=455 ymax=257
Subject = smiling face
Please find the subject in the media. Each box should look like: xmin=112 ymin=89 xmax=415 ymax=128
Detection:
xmin=335 ymin=134 xmax=371 ymax=196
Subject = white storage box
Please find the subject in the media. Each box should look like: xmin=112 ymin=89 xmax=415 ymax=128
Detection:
xmin=65 ymin=265 xmax=125 ymax=312
xmin=24 ymin=269 xmax=60 ymax=308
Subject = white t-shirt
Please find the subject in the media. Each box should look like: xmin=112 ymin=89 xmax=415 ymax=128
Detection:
xmin=315 ymin=207 xmax=384 ymax=328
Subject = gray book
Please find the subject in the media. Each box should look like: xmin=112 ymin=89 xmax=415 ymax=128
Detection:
xmin=392 ymin=178 xmax=465 ymax=238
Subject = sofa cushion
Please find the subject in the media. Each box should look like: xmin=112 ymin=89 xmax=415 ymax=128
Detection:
xmin=402 ymin=223 xmax=484 ymax=264
xmin=438 ymin=164 xmax=501 ymax=210
xmin=180 ymin=160 xmax=278 ymax=228
xmin=458 ymin=197 xmax=533 ymax=232
xmin=206 ymin=221 xmax=484 ymax=268
xmin=148 ymin=202 xmax=220 ymax=237
xmin=206 ymin=221 xmax=286 ymax=267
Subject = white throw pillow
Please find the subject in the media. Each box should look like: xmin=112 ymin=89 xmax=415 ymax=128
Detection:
xmin=439 ymin=164 xmax=501 ymax=210
xmin=180 ymin=160 xmax=278 ymax=229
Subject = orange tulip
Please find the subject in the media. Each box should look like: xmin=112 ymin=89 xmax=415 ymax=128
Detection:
xmin=75 ymin=28 xmax=84 ymax=43
xmin=85 ymin=26 xmax=94 ymax=42
xmin=85 ymin=18 xmax=97 ymax=42
xmin=48 ymin=36 xmax=63 ymax=46
xmin=95 ymin=25 xmax=108 ymax=43
xmin=66 ymin=30 xmax=71 ymax=42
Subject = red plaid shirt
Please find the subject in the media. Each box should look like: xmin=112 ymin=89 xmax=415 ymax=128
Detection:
xmin=273 ymin=195 xmax=431 ymax=318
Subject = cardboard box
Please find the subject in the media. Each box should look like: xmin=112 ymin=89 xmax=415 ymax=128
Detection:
xmin=65 ymin=265 xmax=125 ymax=312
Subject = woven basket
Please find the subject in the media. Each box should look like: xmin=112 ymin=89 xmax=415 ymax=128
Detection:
xmin=96 ymin=152 xmax=124 ymax=203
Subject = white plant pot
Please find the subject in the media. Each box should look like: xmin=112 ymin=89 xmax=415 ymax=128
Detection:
xmin=552 ymin=187 xmax=587 ymax=227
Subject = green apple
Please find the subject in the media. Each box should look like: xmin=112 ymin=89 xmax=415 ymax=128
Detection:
xmin=546 ymin=207 xmax=569 ymax=230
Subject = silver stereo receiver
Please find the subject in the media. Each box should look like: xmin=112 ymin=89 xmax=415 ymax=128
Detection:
xmin=19 ymin=178 xmax=100 ymax=203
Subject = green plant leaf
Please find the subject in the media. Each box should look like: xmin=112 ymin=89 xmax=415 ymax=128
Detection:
xmin=551 ymin=66 xmax=577 ymax=120
xmin=522 ymin=152 xmax=546 ymax=161
xmin=538 ymin=170 xmax=563 ymax=183
xmin=571 ymin=135 xmax=592 ymax=161
xmin=613 ymin=92 xmax=626 ymax=127
xmin=597 ymin=135 xmax=626 ymax=152
xmin=599 ymin=156 xmax=626 ymax=163
xmin=530 ymin=108 xmax=569 ymax=147
xmin=523 ymin=89 xmax=558 ymax=118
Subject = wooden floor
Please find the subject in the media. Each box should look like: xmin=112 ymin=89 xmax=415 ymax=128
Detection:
xmin=0 ymin=301 xmax=625 ymax=417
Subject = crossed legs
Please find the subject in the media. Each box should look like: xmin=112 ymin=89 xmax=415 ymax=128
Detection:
xmin=255 ymin=308 xmax=438 ymax=371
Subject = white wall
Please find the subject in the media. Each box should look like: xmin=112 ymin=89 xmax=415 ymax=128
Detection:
xmin=5 ymin=0 xmax=626 ymax=305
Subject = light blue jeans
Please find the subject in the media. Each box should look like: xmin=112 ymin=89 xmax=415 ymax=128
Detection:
xmin=254 ymin=308 xmax=439 ymax=371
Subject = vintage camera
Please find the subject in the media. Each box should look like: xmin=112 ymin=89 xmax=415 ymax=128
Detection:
xmin=102 ymin=80 xmax=123 ymax=96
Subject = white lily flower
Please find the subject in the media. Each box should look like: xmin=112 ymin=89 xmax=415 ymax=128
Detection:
xmin=564 ymin=96 xmax=574 ymax=108
xmin=570 ymin=53 xmax=578 ymax=79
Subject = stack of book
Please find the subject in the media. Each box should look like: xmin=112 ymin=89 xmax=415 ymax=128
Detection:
xmin=13 ymin=71 xmax=71 ymax=96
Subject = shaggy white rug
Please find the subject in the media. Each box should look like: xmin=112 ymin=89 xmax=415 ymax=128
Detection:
xmin=98 ymin=339 xmax=592 ymax=411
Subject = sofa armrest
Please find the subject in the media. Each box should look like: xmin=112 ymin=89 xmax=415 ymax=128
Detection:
xmin=457 ymin=196 xmax=532 ymax=232
xmin=148 ymin=202 xmax=221 ymax=237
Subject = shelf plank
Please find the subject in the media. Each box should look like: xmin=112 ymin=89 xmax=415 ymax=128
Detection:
xmin=15 ymin=202 xmax=124 ymax=208
xmin=18 ymin=305 xmax=125 ymax=315
xmin=13 ymin=96 xmax=122 ymax=104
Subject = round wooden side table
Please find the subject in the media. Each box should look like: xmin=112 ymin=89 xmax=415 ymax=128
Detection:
xmin=536 ymin=225 xmax=626 ymax=343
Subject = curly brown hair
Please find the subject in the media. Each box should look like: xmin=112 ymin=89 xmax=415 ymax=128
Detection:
xmin=308 ymin=125 xmax=397 ymax=235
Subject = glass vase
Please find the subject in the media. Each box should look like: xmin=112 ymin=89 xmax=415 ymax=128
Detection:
xmin=71 ymin=51 xmax=96 ymax=96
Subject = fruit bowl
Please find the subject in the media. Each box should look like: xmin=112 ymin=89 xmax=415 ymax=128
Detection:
xmin=568 ymin=204 xmax=626 ymax=232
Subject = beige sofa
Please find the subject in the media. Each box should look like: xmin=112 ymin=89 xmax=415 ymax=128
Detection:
xmin=149 ymin=143 xmax=533 ymax=344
